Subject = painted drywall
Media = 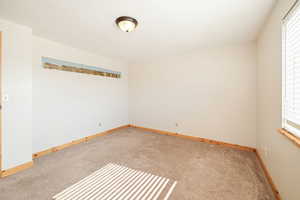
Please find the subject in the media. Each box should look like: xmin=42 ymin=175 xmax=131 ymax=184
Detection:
xmin=129 ymin=43 xmax=257 ymax=147
xmin=32 ymin=36 xmax=129 ymax=153
xmin=0 ymin=0 xmax=275 ymax=63
xmin=0 ymin=19 xmax=33 ymax=170
xmin=257 ymin=0 xmax=300 ymax=199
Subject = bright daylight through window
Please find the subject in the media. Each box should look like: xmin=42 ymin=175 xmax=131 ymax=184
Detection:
xmin=283 ymin=1 xmax=300 ymax=138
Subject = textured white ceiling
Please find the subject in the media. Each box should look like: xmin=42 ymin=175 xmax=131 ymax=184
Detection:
xmin=0 ymin=0 xmax=275 ymax=63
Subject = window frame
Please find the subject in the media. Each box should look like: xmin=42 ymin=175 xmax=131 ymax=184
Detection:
xmin=281 ymin=0 xmax=300 ymax=144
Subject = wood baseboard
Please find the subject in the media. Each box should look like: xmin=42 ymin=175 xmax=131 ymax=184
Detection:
xmin=129 ymin=125 xmax=256 ymax=152
xmin=2 ymin=124 xmax=280 ymax=200
xmin=129 ymin=124 xmax=280 ymax=200
xmin=33 ymin=125 xmax=130 ymax=159
xmin=255 ymin=150 xmax=281 ymax=200
xmin=1 ymin=161 xmax=33 ymax=178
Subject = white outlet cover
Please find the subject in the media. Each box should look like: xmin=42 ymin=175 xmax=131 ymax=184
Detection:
xmin=2 ymin=94 xmax=9 ymax=102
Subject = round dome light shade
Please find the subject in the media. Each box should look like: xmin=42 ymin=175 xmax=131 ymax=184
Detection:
xmin=116 ymin=16 xmax=138 ymax=32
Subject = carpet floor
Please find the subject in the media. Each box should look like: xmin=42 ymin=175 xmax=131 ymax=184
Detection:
xmin=0 ymin=127 xmax=275 ymax=200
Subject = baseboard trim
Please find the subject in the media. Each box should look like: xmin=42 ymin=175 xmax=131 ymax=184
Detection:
xmin=1 ymin=124 xmax=280 ymax=199
xmin=129 ymin=124 xmax=256 ymax=152
xmin=129 ymin=124 xmax=280 ymax=200
xmin=1 ymin=161 xmax=34 ymax=178
xmin=33 ymin=124 xmax=130 ymax=159
xmin=255 ymin=151 xmax=281 ymax=200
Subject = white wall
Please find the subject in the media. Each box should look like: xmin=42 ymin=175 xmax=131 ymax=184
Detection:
xmin=0 ymin=19 xmax=33 ymax=170
xmin=32 ymin=36 xmax=129 ymax=153
xmin=129 ymin=43 xmax=257 ymax=147
xmin=257 ymin=0 xmax=300 ymax=199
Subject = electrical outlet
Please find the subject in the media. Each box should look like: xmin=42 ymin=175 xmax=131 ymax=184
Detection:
xmin=98 ymin=122 xmax=102 ymax=127
xmin=2 ymin=94 xmax=8 ymax=102
xmin=263 ymin=147 xmax=269 ymax=157
xmin=175 ymin=123 xmax=179 ymax=127
xmin=266 ymin=148 xmax=270 ymax=157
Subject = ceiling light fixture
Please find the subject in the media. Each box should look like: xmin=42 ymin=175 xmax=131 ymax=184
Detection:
xmin=115 ymin=16 xmax=138 ymax=32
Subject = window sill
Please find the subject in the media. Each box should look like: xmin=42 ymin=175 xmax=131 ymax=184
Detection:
xmin=278 ymin=128 xmax=300 ymax=147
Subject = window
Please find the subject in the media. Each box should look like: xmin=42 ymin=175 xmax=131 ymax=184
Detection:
xmin=282 ymin=2 xmax=300 ymax=138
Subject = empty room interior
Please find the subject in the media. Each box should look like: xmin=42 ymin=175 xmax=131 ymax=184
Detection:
xmin=0 ymin=0 xmax=299 ymax=199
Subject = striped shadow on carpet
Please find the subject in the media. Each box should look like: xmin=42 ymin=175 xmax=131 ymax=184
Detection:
xmin=53 ymin=163 xmax=178 ymax=200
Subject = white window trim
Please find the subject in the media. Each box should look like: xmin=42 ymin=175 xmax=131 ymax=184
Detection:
xmin=282 ymin=0 xmax=300 ymax=138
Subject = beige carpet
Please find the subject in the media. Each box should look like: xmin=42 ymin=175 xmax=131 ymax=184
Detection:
xmin=0 ymin=127 xmax=275 ymax=200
